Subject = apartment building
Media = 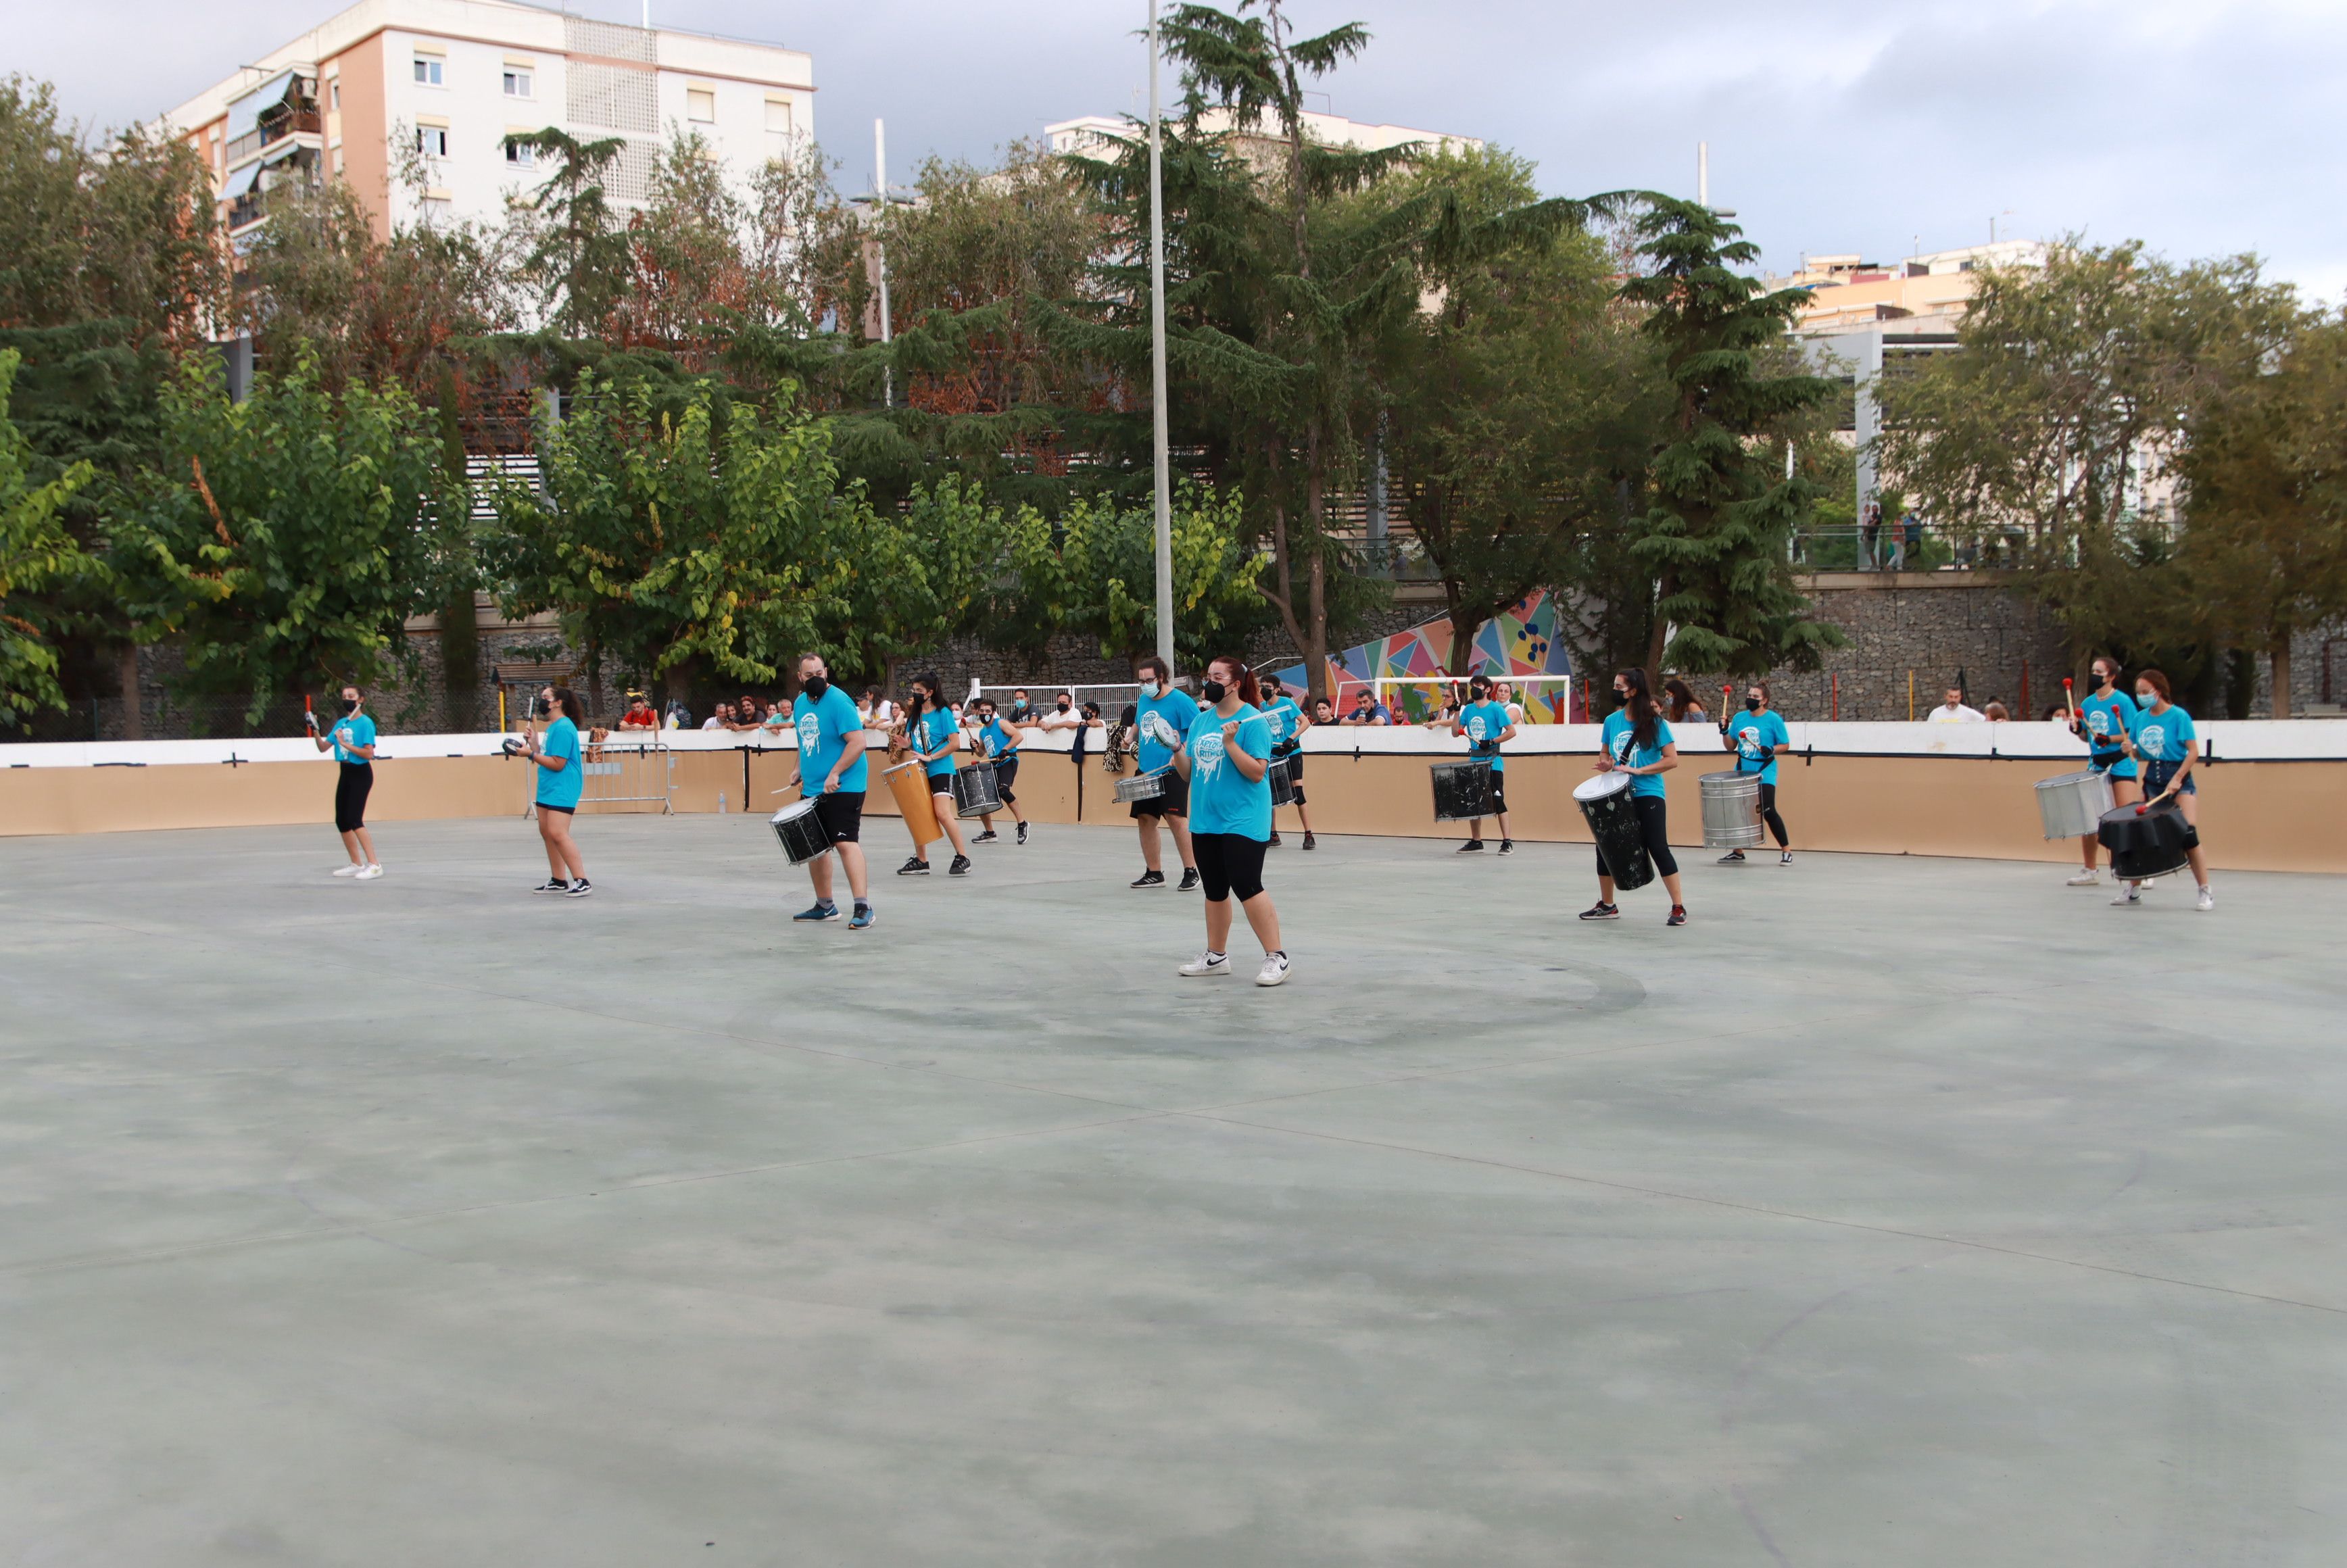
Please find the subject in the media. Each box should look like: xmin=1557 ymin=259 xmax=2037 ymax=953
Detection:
xmin=1046 ymin=108 xmax=1480 ymax=167
xmin=1780 ymin=240 xmax=2049 ymax=335
xmin=153 ymin=0 xmax=813 ymax=245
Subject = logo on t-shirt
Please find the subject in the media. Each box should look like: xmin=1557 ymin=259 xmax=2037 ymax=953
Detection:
xmin=797 ymin=711 xmax=822 ymax=753
xmin=1610 ymin=729 xmax=1634 ymax=763
xmin=2087 ymin=710 xmax=2112 ymax=738
xmin=1192 ymin=726 xmax=1228 ymax=784
xmin=2137 ymin=722 xmax=2167 ymax=758
xmin=1737 ymin=727 xmax=1764 ymax=762
xmin=1466 ymin=714 xmax=1493 ymax=744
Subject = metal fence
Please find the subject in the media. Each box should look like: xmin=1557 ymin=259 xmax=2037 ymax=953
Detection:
xmin=525 ymin=739 xmax=675 ymax=815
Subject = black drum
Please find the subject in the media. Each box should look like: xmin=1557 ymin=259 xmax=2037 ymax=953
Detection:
xmin=950 ymin=762 xmax=1002 ymax=819
xmin=2097 ymin=800 xmax=2198 ymax=882
xmin=769 ymin=798 xmax=830 ymax=864
xmin=1574 ymin=770 xmax=1654 ymax=891
xmin=1430 ymin=759 xmax=1494 ymax=822
xmin=1267 ymin=752 xmax=1297 ymax=808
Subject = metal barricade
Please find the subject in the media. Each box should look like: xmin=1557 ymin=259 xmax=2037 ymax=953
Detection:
xmin=577 ymin=738 xmax=676 ymax=814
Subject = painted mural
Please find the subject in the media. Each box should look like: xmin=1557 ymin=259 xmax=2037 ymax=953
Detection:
xmin=1272 ymin=590 xmax=1580 ymax=722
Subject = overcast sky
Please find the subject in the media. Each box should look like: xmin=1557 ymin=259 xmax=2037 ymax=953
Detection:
xmin=30 ymin=0 xmax=2347 ymax=298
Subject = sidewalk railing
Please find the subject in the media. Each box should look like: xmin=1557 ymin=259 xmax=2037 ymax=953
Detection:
xmin=573 ymin=739 xmax=675 ymax=814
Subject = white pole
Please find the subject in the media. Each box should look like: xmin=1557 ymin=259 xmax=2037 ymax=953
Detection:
xmin=875 ymin=118 xmax=894 ymax=409
xmin=1148 ymin=0 xmax=1174 ymax=671
xmin=1697 ymin=141 xmax=1708 ymax=207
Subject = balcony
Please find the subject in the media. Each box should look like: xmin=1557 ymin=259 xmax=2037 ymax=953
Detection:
xmin=223 ymin=106 xmax=321 ymax=169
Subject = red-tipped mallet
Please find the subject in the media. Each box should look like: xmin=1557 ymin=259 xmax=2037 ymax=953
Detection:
xmin=304 ymin=693 xmax=316 ymax=731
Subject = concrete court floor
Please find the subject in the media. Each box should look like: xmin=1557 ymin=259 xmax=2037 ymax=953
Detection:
xmin=1 ymin=814 xmax=2343 ymax=1568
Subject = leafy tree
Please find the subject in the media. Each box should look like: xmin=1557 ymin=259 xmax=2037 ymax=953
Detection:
xmin=509 ymin=129 xmax=633 ymax=338
xmin=0 ymin=350 xmax=92 ymax=729
xmin=833 ymin=476 xmax=1011 ymax=692
xmin=117 ymin=354 xmax=464 ymax=725
xmin=484 ymin=373 xmax=852 ymax=702
xmin=1618 ymin=197 xmax=1842 ymax=677
xmin=1005 ymin=484 xmax=1265 ymax=668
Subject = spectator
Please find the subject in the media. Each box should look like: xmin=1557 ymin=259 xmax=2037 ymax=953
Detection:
xmin=1860 ymin=498 xmax=1883 ymax=568
xmin=1309 ymin=695 xmax=1338 ymax=729
xmin=1340 ymin=689 xmax=1391 ymax=727
xmin=726 ymin=700 xmax=763 ymax=732
xmin=700 ymin=702 xmax=733 ymax=732
xmin=1904 ymin=512 xmax=1924 ymax=568
xmin=1663 ymin=677 xmax=1708 ymax=725
xmin=2041 ymin=704 xmax=2070 ymax=722
xmin=616 ymin=693 xmax=659 ymax=731
xmin=1494 ymin=680 xmax=1526 ymax=726
xmin=1424 ymin=700 xmax=1461 ymax=731
xmin=1040 ymin=690 xmax=1087 ymax=731
xmin=1983 ymin=700 xmax=2011 ymax=722
xmin=860 ymin=687 xmax=896 ymax=728
xmin=1927 ymin=685 xmax=1986 ymax=723
xmin=662 ymin=700 xmax=689 ymax=730
xmin=1005 ymin=689 xmax=1034 ymax=727
xmin=760 ymin=702 xmax=791 ymax=737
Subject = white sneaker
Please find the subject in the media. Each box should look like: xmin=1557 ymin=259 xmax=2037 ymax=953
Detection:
xmin=1255 ymin=952 xmax=1291 ymax=987
xmin=354 ymin=864 xmax=383 ymax=881
xmin=332 ymin=864 xmax=364 ymax=877
xmin=1178 ymin=951 xmax=1230 ymax=978
xmin=2066 ymin=869 xmax=2100 ymax=887
xmin=2110 ymin=887 xmax=2142 ymax=907
xmin=2195 ymin=886 xmax=2214 ymax=912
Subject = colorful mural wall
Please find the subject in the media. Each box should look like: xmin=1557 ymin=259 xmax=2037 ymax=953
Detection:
xmin=1272 ymin=591 xmax=1581 ymax=722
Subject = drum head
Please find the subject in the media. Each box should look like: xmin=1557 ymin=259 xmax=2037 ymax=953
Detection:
xmin=1574 ymin=770 xmax=1632 ymax=802
xmin=771 ymin=798 xmax=819 ymax=825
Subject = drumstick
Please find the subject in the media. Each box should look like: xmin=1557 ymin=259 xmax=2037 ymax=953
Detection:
xmin=304 ymin=693 xmax=316 ymax=732
xmin=2062 ymin=677 xmax=2077 ymax=733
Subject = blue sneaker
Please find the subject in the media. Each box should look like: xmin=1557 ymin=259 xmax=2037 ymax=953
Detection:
xmin=794 ymin=902 xmax=840 ymax=923
xmin=848 ymin=904 xmax=877 ymax=931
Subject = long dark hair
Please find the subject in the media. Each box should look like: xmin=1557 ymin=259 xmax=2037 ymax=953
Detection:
xmin=547 ymin=686 xmax=583 ymax=724
xmin=903 ymin=672 xmax=942 ymax=721
xmin=1662 ymin=677 xmax=1701 ymax=722
xmin=1618 ymin=667 xmax=1660 ymax=752
xmin=1206 ymin=654 xmax=1263 ymax=708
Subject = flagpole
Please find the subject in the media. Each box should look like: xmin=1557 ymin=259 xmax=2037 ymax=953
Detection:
xmin=1148 ymin=0 xmax=1174 ymax=670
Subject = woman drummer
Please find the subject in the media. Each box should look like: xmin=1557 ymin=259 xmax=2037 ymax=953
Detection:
xmin=1717 ymin=679 xmax=1793 ymax=866
xmin=899 ymin=672 xmax=973 ymax=877
xmin=1171 ymin=654 xmax=1290 ymax=985
xmin=1579 ymin=668 xmax=1687 ymax=926
xmin=2114 ymin=669 xmax=2212 ymax=912
xmin=2065 ymin=655 xmax=2139 ymax=886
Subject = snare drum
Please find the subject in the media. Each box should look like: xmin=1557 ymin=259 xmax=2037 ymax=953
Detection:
xmin=2035 ymin=768 xmax=2114 ymax=840
xmin=1113 ymin=767 xmax=1170 ymax=804
xmin=769 ymin=798 xmax=830 ymax=864
xmin=2097 ymin=800 xmax=2197 ymax=882
xmin=950 ymin=761 xmax=1002 ymax=818
xmin=1699 ymin=770 xmax=1764 ymax=849
xmin=1574 ymin=770 xmax=1653 ymax=890
xmin=882 ymin=760 xmax=942 ymax=848
xmin=1430 ymin=758 xmax=1495 ymax=821
xmin=1267 ymin=752 xmax=1297 ymax=808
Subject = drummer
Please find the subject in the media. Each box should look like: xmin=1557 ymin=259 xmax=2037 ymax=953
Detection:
xmin=1580 ymin=668 xmax=1688 ymax=926
xmin=1451 ymin=674 xmax=1516 ymax=855
xmin=1129 ymin=654 xmax=1200 ymax=891
xmin=1718 ymin=679 xmax=1793 ymax=865
xmin=1261 ymin=677 xmax=1317 ymax=852
xmin=2066 ymin=656 xmax=2139 ymax=886
xmin=1171 ymin=654 xmax=1289 ymax=985
xmin=900 ymin=672 xmax=973 ymax=877
xmin=970 ymin=696 xmax=1028 ymax=846
xmin=787 ymin=653 xmax=874 ymax=929
xmin=2114 ymin=669 xmax=2212 ymax=912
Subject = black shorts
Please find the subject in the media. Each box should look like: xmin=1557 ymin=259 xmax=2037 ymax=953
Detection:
xmin=1595 ymin=793 xmax=1678 ymax=879
xmin=1274 ymin=746 xmax=1304 ymax=805
xmin=813 ymin=789 xmax=865 ymax=843
xmin=1192 ymin=830 xmax=1268 ymax=902
xmin=334 ymin=762 xmax=372 ymax=833
xmin=1486 ymin=777 xmax=1508 ymax=817
xmin=537 ymin=802 xmax=575 ymax=816
xmin=1132 ymin=768 xmax=1190 ymax=819
xmin=993 ymin=756 xmax=1018 ymax=803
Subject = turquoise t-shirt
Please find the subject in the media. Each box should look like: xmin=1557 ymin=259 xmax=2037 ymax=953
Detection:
xmin=1134 ymin=689 xmax=1195 ymax=773
xmin=1261 ymin=695 xmax=1304 ymax=750
xmin=1459 ymin=700 xmax=1511 ymax=772
xmin=977 ymin=716 xmax=1019 ymax=759
xmin=1602 ymin=708 xmax=1674 ymax=799
xmin=2079 ymin=688 xmax=2139 ymax=778
xmin=2130 ymin=702 xmax=2196 ymax=765
xmin=535 ymin=716 xmax=583 ymax=809
xmin=329 ymin=710 xmax=377 ymax=764
xmin=1186 ymin=702 xmax=1274 ymax=839
xmin=1725 ymin=708 xmax=1791 ymax=785
xmin=915 ymin=705 xmax=960 ymax=780
xmin=793 ymin=684 xmax=869 ymax=793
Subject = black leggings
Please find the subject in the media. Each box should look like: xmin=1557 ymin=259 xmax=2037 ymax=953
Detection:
xmin=334 ymin=762 xmax=373 ymax=833
xmin=1595 ymin=794 xmax=1678 ymax=879
xmin=1758 ymin=781 xmax=1789 ymax=848
xmin=1192 ymin=831 xmax=1268 ymax=902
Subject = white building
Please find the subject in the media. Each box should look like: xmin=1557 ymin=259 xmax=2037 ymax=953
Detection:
xmin=1046 ymin=109 xmax=1480 ymax=164
xmin=151 ymin=0 xmax=813 ymax=245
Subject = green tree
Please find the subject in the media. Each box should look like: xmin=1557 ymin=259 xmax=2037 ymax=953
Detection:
xmin=1619 ymin=198 xmax=1841 ymax=678
xmin=485 ymin=374 xmax=852 ymax=704
xmin=118 ymin=354 xmax=464 ymax=725
xmin=1005 ymin=484 xmax=1265 ymax=667
xmin=509 ymin=128 xmax=633 ymax=339
xmin=833 ymin=476 xmax=1011 ymax=692
xmin=0 ymin=349 xmax=92 ymax=729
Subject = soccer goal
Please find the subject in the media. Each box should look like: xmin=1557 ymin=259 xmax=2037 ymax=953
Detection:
xmin=970 ymin=681 xmax=1147 ymax=720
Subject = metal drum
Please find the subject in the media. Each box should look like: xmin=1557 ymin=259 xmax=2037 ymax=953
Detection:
xmin=1699 ymin=770 xmax=1764 ymax=849
xmin=1430 ymin=759 xmax=1495 ymax=821
xmin=950 ymin=761 xmax=1002 ymax=819
xmin=882 ymin=760 xmax=942 ymax=849
xmin=2035 ymin=768 xmax=2114 ymax=840
xmin=1574 ymin=770 xmax=1654 ymax=890
xmin=2097 ymin=800 xmax=2198 ymax=882
xmin=1267 ymin=752 xmax=1297 ymax=808
xmin=768 ymin=798 xmax=830 ymax=864
xmin=1113 ymin=767 xmax=1170 ymax=804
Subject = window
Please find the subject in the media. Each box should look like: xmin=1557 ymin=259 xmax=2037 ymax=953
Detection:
xmin=329 ymin=80 xmax=341 ymax=110
xmin=506 ymin=139 xmax=535 ymax=168
xmin=686 ymin=87 xmax=716 ymax=123
xmin=413 ymin=55 xmax=443 ymax=87
xmin=504 ymin=70 xmax=531 ymax=98
xmin=765 ymin=97 xmax=793 ymax=138
xmin=416 ymin=126 xmax=448 ymax=157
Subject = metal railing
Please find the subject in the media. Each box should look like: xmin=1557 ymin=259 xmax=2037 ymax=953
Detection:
xmin=536 ymin=738 xmax=675 ymax=814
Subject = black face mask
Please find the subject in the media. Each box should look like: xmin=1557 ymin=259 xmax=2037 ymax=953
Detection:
xmin=341 ymin=700 xmax=359 ymax=714
xmin=802 ymin=675 xmax=828 ymax=700
xmin=1202 ymin=680 xmax=1228 ymax=704
xmin=532 ymin=697 xmax=550 ymax=718
xmin=1056 ymin=700 xmax=1070 ymax=712
xmin=1745 ymin=696 xmax=1762 ymax=712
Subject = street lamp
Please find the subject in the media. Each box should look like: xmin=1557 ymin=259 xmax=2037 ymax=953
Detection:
xmin=1148 ymin=0 xmax=1174 ymax=669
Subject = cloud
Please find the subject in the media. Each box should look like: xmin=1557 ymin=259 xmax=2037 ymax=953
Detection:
xmin=23 ymin=0 xmax=2344 ymax=299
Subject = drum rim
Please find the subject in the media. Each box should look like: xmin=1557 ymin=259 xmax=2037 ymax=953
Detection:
xmin=770 ymin=797 xmax=821 ymax=822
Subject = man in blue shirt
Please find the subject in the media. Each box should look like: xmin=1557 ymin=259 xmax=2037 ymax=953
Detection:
xmin=1128 ymin=654 xmax=1200 ymax=891
xmin=2065 ymin=656 xmax=2141 ymax=886
xmin=1449 ymin=673 xmax=1517 ymax=855
xmin=1259 ymin=678 xmax=1317 ymax=851
xmin=308 ymin=683 xmax=383 ymax=879
xmin=969 ymin=696 xmax=1029 ymax=846
xmin=1718 ymin=679 xmax=1794 ymax=866
xmin=787 ymin=653 xmax=875 ymax=927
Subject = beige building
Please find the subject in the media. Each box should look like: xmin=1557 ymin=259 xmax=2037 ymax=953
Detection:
xmin=151 ymin=0 xmax=813 ymax=246
xmin=1046 ymin=108 xmax=1480 ymax=166
xmin=1781 ymin=240 xmax=2048 ymax=335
